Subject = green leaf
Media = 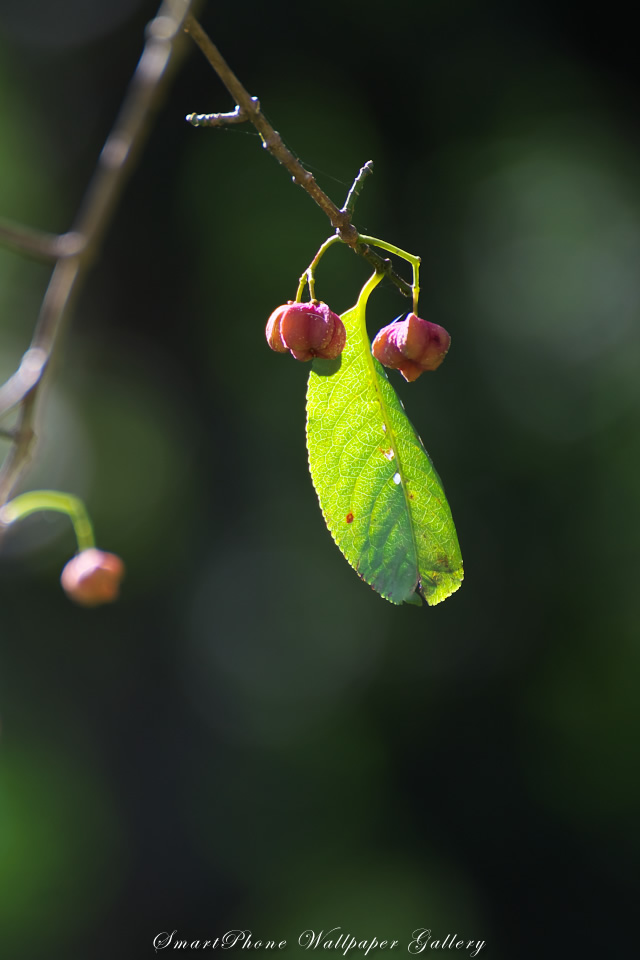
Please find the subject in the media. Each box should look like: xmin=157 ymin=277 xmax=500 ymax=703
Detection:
xmin=306 ymin=272 xmax=463 ymax=606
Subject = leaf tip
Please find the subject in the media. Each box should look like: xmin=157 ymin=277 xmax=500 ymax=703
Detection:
xmin=422 ymin=566 xmax=464 ymax=606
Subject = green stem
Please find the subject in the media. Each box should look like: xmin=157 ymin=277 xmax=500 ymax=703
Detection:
xmin=358 ymin=268 xmax=386 ymax=313
xmin=296 ymin=233 xmax=343 ymax=302
xmin=0 ymin=490 xmax=96 ymax=552
xmin=357 ymin=235 xmax=421 ymax=313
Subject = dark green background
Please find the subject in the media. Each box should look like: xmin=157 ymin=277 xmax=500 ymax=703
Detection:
xmin=1 ymin=1 xmax=638 ymax=957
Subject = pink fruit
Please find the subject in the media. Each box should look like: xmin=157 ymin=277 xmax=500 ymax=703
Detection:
xmin=265 ymin=303 xmax=290 ymax=353
xmin=266 ymin=301 xmax=346 ymax=361
xmin=60 ymin=548 xmax=125 ymax=607
xmin=372 ymin=313 xmax=450 ymax=382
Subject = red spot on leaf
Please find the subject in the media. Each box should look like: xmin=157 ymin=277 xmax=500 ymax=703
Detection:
xmin=346 ymin=512 xmax=354 ymax=523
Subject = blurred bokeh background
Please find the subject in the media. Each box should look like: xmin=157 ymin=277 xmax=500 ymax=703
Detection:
xmin=1 ymin=0 xmax=639 ymax=957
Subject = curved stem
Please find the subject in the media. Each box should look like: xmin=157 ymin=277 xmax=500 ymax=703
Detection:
xmin=0 ymin=490 xmax=96 ymax=552
xmin=357 ymin=269 xmax=386 ymax=314
xmin=296 ymin=233 xmax=342 ymax=301
xmin=295 ymin=274 xmax=308 ymax=303
xmin=357 ymin=235 xmax=421 ymax=313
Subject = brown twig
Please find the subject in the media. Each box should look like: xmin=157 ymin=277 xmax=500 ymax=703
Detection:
xmin=186 ymin=103 xmax=256 ymax=126
xmin=0 ymin=221 xmax=85 ymax=261
xmin=183 ymin=16 xmax=412 ymax=299
xmin=342 ymin=161 xmax=375 ymax=217
xmin=0 ymin=0 xmax=200 ymax=507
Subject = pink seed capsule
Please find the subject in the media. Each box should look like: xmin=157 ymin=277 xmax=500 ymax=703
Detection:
xmin=265 ymin=303 xmax=291 ymax=353
xmin=266 ymin=301 xmax=346 ymax=361
xmin=372 ymin=313 xmax=450 ymax=382
xmin=60 ymin=548 xmax=125 ymax=607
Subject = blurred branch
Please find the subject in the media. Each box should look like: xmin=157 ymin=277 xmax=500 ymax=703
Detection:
xmin=0 ymin=0 xmax=200 ymax=507
xmin=183 ymin=16 xmax=412 ymax=299
xmin=0 ymin=221 xmax=85 ymax=261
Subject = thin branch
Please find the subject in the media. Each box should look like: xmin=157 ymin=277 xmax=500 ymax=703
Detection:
xmin=186 ymin=102 xmax=256 ymax=126
xmin=0 ymin=0 xmax=200 ymax=507
xmin=0 ymin=348 xmax=47 ymax=417
xmin=183 ymin=16 xmax=412 ymax=300
xmin=0 ymin=220 xmax=85 ymax=261
xmin=341 ymin=161 xmax=375 ymax=216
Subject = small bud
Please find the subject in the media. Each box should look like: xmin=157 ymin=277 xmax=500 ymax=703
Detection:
xmin=60 ymin=548 xmax=125 ymax=607
xmin=371 ymin=313 xmax=450 ymax=382
xmin=266 ymin=301 xmax=346 ymax=361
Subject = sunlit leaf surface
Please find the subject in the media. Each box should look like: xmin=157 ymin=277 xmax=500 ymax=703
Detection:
xmin=306 ymin=273 xmax=463 ymax=606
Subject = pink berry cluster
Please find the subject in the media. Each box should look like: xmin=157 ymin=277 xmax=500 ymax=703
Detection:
xmin=266 ymin=300 xmax=450 ymax=383
xmin=266 ymin=301 xmax=346 ymax=361
xmin=371 ymin=313 xmax=450 ymax=382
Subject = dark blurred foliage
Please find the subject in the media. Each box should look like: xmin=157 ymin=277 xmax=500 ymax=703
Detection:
xmin=1 ymin=0 xmax=639 ymax=957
